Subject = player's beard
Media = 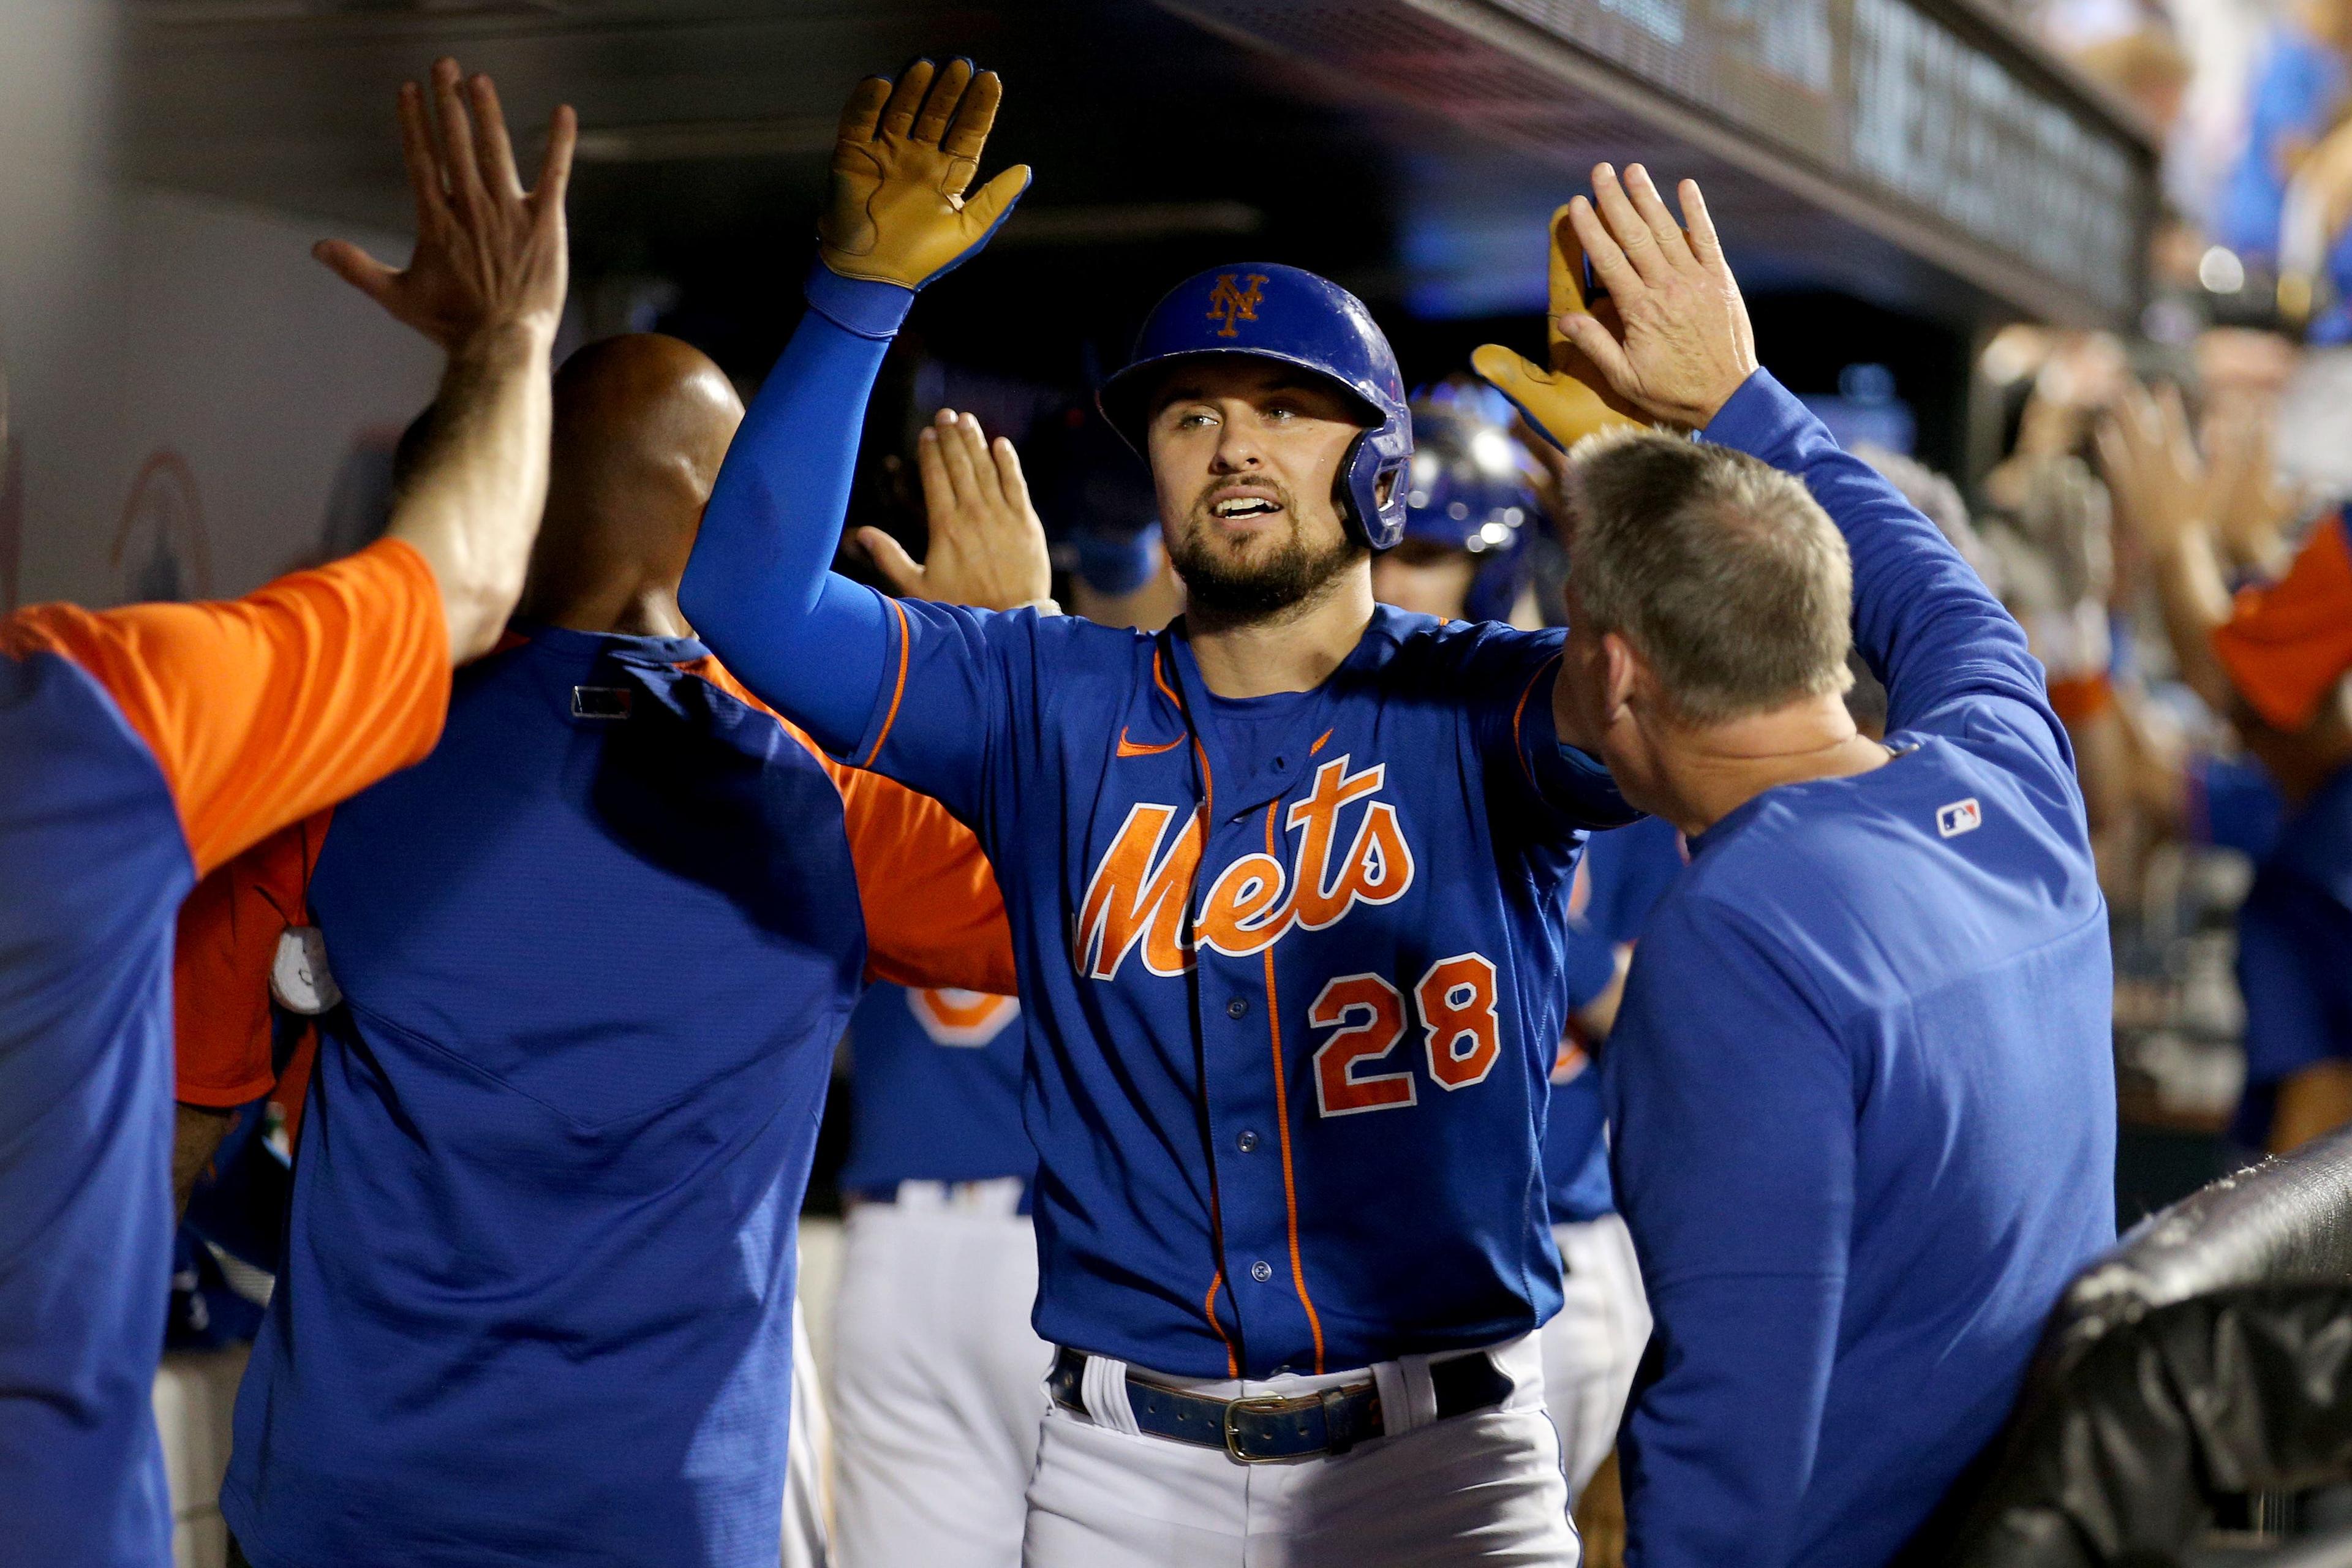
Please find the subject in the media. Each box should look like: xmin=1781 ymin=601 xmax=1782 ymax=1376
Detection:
xmin=1168 ymin=478 xmax=1366 ymax=626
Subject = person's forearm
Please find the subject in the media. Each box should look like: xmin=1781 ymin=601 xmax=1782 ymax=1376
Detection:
xmin=678 ymin=271 xmax=911 ymax=753
xmin=2148 ymin=532 xmax=2240 ymax=716
xmin=384 ymin=322 xmax=557 ymax=662
xmin=1703 ymin=371 xmax=2056 ymax=745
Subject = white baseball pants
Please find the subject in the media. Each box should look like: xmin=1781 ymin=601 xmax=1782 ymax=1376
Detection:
xmin=782 ymin=1295 xmax=831 ymax=1568
xmin=1021 ymin=1332 xmax=1580 ymax=1567
xmin=1539 ymin=1214 xmax=1650 ymax=1498
xmin=827 ymin=1183 xmax=1054 ymax=1568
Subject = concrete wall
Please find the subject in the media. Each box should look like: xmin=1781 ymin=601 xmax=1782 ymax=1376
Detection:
xmin=6 ymin=186 xmax=440 ymax=612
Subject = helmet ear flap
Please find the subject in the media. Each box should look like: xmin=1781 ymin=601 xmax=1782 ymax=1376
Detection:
xmin=1342 ymin=423 xmax=1412 ymax=552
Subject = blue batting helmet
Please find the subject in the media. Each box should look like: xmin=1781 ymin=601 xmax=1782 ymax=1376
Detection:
xmin=1098 ymin=263 xmax=1414 ymax=551
xmin=1401 ymin=401 xmax=1537 ymax=624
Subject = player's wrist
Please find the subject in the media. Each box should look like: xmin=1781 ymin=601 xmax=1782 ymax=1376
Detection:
xmin=444 ymin=315 xmax=558 ymax=371
xmin=805 ymin=259 xmax=917 ymax=339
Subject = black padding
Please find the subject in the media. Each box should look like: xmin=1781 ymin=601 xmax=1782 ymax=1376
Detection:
xmin=1920 ymin=1126 xmax=2352 ymax=1568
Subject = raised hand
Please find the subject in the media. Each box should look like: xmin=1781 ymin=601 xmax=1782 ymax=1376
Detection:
xmin=1472 ymin=205 xmax=1646 ymax=453
xmin=2095 ymin=377 xmax=2207 ymax=563
xmin=1528 ymin=164 xmax=1758 ymax=431
xmin=821 ymin=58 xmax=1031 ymax=290
xmin=314 ymin=59 xmax=575 ymax=353
xmin=859 ymin=409 xmax=1055 ymax=612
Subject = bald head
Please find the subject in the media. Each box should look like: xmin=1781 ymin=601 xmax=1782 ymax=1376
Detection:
xmin=520 ymin=333 xmax=744 ymax=636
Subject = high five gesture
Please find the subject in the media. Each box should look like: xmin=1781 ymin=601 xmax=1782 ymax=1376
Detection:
xmin=314 ymin=58 xmax=575 ymax=353
xmin=822 ymin=58 xmax=1031 ymax=290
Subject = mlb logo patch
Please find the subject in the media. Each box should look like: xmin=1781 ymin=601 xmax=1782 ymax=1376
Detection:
xmin=1936 ymin=797 xmax=1983 ymax=839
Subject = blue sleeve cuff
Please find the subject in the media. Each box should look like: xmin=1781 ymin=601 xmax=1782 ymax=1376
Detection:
xmin=804 ymin=260 xmax=917 ymax=341
xmin=1698 ymin=368 xmax=1817 ymax=466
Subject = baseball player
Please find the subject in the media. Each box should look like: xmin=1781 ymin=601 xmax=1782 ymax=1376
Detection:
xmin=1478 ymin=162 xmax=2114 ymax=1568
xmin=683 ymin=59 xmax=1635 ymax=1564
xmin=168 ymin=332 xmax=1019 ymax=1568
xmin=0 ymin=61 xmax=571 ymax=1567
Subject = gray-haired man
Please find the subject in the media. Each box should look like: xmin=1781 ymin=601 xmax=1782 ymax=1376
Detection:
xmin=1479 ymin=162 xmax=2114 ymax=1568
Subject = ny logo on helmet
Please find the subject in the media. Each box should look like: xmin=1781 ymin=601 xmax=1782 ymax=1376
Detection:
xmin=1206 ymin=273 xmax=1268 ymax=339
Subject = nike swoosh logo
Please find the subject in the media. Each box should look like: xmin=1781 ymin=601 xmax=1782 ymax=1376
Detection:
xmin=1117 ymin=728 xmax=1185 ymax=758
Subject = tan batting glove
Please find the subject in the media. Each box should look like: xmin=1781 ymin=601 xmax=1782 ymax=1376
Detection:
xmin=859 ymin=409 xmax=1057 ymax=613
xmin=821 ymin=58 xmax=1031 ymax=291
xmin=1472 ymin=204 xmax=1643 ymax=453
xmin=1485 ymin=165 xmax=1759 ymax=434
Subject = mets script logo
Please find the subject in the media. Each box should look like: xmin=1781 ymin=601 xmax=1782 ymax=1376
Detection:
xmin=1206 ymin=273 xmax=1268 ymax=339
xmin=1076 ymin=753 xmax=1412 ymax=980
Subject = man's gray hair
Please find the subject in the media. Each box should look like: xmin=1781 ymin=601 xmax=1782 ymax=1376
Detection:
xmin=1567 ymin=426 xmax=1853 ymax=725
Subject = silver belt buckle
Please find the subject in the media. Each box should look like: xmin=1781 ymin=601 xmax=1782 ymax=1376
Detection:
xmin=1223 ymin=1391 xmax=1324 ymax=1464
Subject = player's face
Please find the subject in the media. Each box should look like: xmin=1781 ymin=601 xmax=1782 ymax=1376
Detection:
xmin=1147 ymin=360 xmax=1366 ymax=620
xmin=1371 ymin=539 xmax=1476 ymax=620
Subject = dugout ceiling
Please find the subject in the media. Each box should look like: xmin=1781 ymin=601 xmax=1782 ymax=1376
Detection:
xmin=118 ymin=0 xmax=2156 ymax=339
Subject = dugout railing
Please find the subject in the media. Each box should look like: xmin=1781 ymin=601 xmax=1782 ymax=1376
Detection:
xmin=1920 ymin=1123 xmax=2352 ymax=1567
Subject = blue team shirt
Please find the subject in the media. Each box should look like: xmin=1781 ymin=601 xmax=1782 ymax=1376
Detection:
xmin=222 ymin=627 xmax=876 ymax=1568
xmin=0 ymin=648 xmax=197 ymax=1568
xmin=839 ymin=981 xmax=1033 ymax=1196
xmin=1605 ymin=373 xmax=2116 ymax=1568
xmin=1 ymin=550 xmax=448 ymax=1568
xmin=838 ymin=600 xmax=1628 ymax=1378
xmin=1545 ymin=815 xmax=1686 ymax=1225
xmin=2233 ymin=763 xmax=2352 ymax=1144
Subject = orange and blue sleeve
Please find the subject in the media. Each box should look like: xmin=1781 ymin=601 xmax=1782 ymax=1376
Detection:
xmin=829 ymin=760 xmax=1017 ymax=995
xmin=173 ymin=817 xmax=324 ymax=1108
xmin=0 ymin=538 xmax=449 ymax=877
xmin=2212 ymin=512 xmax=2352 ymax=733
xmin=687 ymin=653 xmax=1016 ymax=993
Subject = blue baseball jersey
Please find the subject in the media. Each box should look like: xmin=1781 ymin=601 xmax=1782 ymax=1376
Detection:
xmin=2231 ymin=763 xmax=2352 ymax=1147
xmin=199 ymin=625 xmax=1008 ymax=1568
xmin=839 ymin=982 xmax=1033 ymax=1197
xmin=1545 ymin=815 xmax=1687 ymax=1226
xmin=840 ymin=601 xmax=1629 ymax=1378
xmin=681 ymin=273 xmax=1636 ymax=1381
xmin=1606 ymin=372 xmax=2116 ymax=1568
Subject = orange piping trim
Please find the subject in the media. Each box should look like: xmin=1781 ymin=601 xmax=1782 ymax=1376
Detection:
xmin=1203 ymin=1268 xmax=1238 ymax=1377
xmin=1152 ymin=645 xmax=1183 ymax=710
xmin=1262 ymin=800 xmax=1326 ymax=1373
xmin=859 ymin=599 xmax=913 ymax=768
xmin=1309 ymin=728 xmax=1333 ymax=756
xmin=1511 ymin=653 xmax=1564 ymax=796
